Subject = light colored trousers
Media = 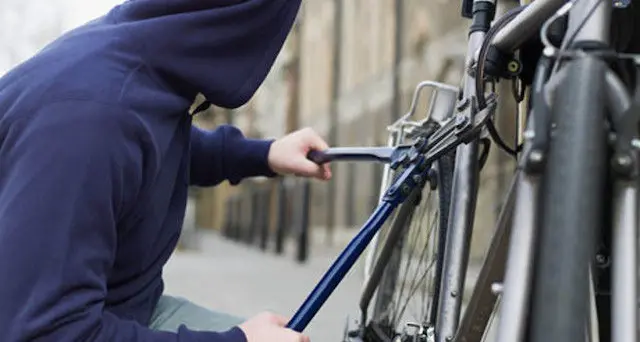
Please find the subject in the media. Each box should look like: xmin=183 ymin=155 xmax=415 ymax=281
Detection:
xmin=149 ymin=295 xmax=244 ymax=333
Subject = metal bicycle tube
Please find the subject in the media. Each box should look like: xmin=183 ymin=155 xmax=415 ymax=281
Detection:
xmin=491 ymin=0 xmax=565 ymax=52
xmin=565 ymin=0 xmax=610 ymax=44
xmin=611 ymin=181 xmax=638 ymax=342
xmin=436 ymin=113 xmax=480 ymax=342
xmin=493 ymin=53 xmax=550 ymax=341
xmin=588 ymin=266 xmax=601 ymax=342
xmin=494 ymin=171 xmax=538 ymax=342
xmin=436 ymin=135 xmax=480 ymax=342
xmin=435 ymin=1 xmax=490 ymax=338
xmin=604 ymin=65 xmax=636 ymax=342
xmin=453 ymin=174 xmax=518 ymax=342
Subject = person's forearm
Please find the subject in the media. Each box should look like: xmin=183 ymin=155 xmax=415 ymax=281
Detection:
xmin=189 ymin=125 xmax=277 ymax=186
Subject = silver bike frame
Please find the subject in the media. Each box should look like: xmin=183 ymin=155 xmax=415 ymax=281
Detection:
xmin=363 ymin=0 xmax=637 ymax=340
xmin=435 ymin=1 xmax=494 ymax=341
xmin=494 ymin=1 xmax=637 ymax=341
xmin=454 ymin=0 xmax=636 ymax=341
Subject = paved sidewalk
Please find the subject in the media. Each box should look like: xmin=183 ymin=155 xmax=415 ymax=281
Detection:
xmin=164 ymin=229 xmax=487 ymax=341
xmin=163 ymin=231 xmax=365 ymax=341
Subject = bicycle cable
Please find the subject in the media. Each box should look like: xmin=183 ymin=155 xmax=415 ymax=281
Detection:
xmin=475 ymin=0 xmax=621 ymax=159
xmin=475 ymin=5 xmax=526 ymax=110
xmin=542 ymin=0 xmax=636 ymax=93
xmin=474 ymin=5 xmax=527 ymax=157
xmin=542 ymin=0 xmax=603 ymax=75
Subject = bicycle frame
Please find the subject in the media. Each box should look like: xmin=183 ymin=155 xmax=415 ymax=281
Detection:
xmin=285 ymin=0 xmax=504 ymax=335
xmin=286 ymin=1 xmax=638 ymax=341
xmin=460 ymin=1 xmax=637 ymax=342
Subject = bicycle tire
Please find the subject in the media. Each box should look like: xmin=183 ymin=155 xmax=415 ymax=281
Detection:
xmin=364 ymin=152 xmax=455 ymax=340
xmin=528 ymin=57 xmax=608 ymax=342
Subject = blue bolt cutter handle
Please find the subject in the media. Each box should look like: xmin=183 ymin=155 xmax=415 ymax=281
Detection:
xmin=291 ymin=94 xmax=498 ymax=332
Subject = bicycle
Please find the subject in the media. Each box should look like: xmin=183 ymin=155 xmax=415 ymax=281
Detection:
xmin=283 ymin=0 xmax=638 ymax=341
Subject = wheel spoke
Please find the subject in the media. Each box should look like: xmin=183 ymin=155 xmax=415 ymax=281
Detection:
xmin=390 ymin=189 xmax=440 ymax=330
xmin=368 ymin=158 xmax=454 ymax=341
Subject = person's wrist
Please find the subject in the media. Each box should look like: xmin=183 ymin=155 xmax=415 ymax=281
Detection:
xmin=229 ymin=326 xmax=248 ymax=342
xmin=264 ymin=139 xmax=280 ymax=177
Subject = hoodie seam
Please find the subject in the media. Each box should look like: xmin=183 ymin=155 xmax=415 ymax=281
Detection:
xmin=119 ymin=63 xmax=145 ymax=103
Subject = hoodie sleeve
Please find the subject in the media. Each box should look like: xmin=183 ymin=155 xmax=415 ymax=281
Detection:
xmin=0 ymin=101 xmax=245 ymax=342
xmin=189 ymin=124 xmax=277 ymax=186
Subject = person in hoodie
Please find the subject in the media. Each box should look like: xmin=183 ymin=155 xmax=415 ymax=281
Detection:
xmin=0 ymin=0 xmax=327 ymax=341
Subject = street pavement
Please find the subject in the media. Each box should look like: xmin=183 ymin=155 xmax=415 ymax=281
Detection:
xmin=163 ymin=230 xmax=365 ymax=342
xmin=163 ymin=229 xmax=489 ymax=342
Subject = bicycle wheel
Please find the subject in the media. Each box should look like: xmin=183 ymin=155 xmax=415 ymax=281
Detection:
xmin=364 ymin=152 xmax=455 ymax=341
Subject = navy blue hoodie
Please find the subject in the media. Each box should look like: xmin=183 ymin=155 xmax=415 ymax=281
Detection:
xmin=0 ymin=1 xmax=301 ymax=341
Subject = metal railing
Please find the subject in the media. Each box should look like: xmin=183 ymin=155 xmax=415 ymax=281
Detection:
xmin=223 ymin=178 xmax=312 ymax=263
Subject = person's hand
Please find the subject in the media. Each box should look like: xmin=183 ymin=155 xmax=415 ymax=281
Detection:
xmin=238 ymin=312 xmax=310 ymax=342
xmin=268 ymin=127 xmax=331 ymax=181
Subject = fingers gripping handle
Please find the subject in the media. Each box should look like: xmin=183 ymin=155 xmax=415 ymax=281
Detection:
xmin=307 ymin=150 xmax=331 ymax=164
xmin=306 ymin=147 xmax=400 ymax=164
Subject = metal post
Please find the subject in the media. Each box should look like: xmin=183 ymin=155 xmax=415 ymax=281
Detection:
xmin=234 ymin=196 xmax=242 ymax=241
xmin=247 ymin=187 xmax=258 ymax=245
xmin=345 ymin=163 xmax=356 ymax=227
xmin=229 ymin=196 xmax=238 ymax=240
xmin=223 ymin=197 xmax=232 ymax=238
xmin=275 ymin=178 xmax=288 ymax=254
xmin=259 ymin=187 xmax=270 ymax=251
xmin=243 ymin=189 xmax=253 ymax=244
xmin=229 ymin=196 xmax=236 ymax=240
xmin=297 ymin=179 xmax=311 ymax=263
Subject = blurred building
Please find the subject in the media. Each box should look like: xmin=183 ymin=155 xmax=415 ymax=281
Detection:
xmin=193 ymin=0 xmax=518 ymax=257
xmin=0 ymin=0 xmax=521 ymax=259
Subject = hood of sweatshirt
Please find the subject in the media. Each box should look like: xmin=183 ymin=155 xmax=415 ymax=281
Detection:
xmin=108 ymin=0 xmax=301 ymax=108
